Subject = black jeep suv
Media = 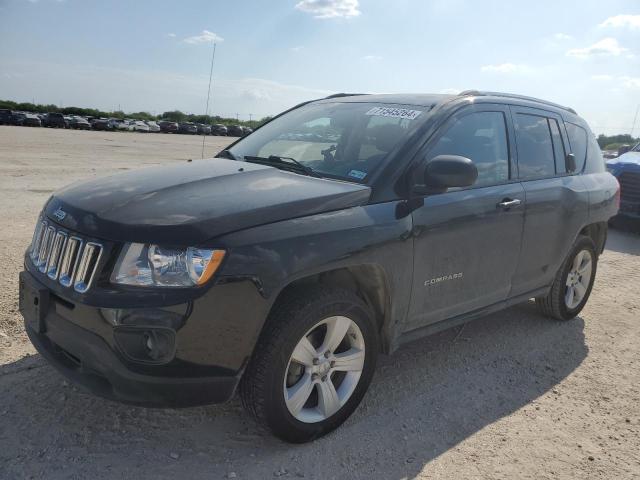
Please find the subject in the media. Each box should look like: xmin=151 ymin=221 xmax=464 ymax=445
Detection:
xmin=20 ymin=91 xmax=619 ymax=442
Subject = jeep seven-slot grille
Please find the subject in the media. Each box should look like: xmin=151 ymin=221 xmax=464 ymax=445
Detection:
xmin=29 ymin=219 xmax=103 ymax=293
xmin=619 ymin=172 xmax=640 ymax=203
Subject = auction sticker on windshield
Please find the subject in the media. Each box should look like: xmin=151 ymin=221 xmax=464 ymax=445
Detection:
xmin=365 ymin=107 xmax=422 ymax=120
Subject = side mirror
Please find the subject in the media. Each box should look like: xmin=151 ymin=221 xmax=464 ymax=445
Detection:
xmin=418 ymin=155 xmax=478 ymax=194
xmin=565 ymin=153 xmax=577 ymax=173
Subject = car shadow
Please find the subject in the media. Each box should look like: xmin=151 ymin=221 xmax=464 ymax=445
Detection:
xmin=606 ymin=225 xmax=640 ymax=256
xmin=0 ymin=301 xmax=586 ymax=480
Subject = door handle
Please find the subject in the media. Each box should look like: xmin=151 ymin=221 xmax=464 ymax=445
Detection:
xmin=497 ymin=198 xmax=522 ymax=209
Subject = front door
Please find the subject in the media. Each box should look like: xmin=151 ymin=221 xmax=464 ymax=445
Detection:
xmin=407 ymin=104 xmax=525 ymax=331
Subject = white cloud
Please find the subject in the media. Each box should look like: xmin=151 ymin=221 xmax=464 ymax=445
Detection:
xmin=439 ymin=88 xmax=461 ymax=95
xmin=167 ymin=33 xmax=176 ymax=38
xmin=290 ymin=46 xmax=304 ymax=52
xmin=591 ymin=74 xmax=640 ymax=89
xmin=599 ymin=14 xmax=640 ymax=29
xmin=295 ymin=0 xmax=360 ymax=19
xmin=620 ymin=76 xmax=640 ymax=89
xmin=183 ymin=30 xmax=224 ymax=45
xmin=566 ymin=38 xmax=628 ymax=58
xmin=553 ymin=33 xmax=573 ymax=41
xmin=480 ymin=63 xmax=531 ymax=74
xmin=361 ymin=55 xmax=382 ymax=61
xmin=591 ymin=74 xmax=614 ymax=81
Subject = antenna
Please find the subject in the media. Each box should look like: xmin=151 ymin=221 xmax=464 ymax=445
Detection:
xmin=201 ymin=41 xmax=217 ymax=159
xmin=631 ymin=104 xmax=639 ymax=138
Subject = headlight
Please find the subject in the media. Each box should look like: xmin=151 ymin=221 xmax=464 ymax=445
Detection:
xmin=111 ymin=243 xmax=225 ymax=287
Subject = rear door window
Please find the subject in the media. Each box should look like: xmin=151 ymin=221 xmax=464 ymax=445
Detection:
xmin=565 ymin=122 xmax=588 ymax=172
xmin=514 ymin=114 xmax=555 ymax=179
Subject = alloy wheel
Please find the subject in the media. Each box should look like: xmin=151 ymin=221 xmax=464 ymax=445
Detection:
xmin=283 ymin=315 xmax=365 ymax=423
xmin=565 ymin=249 xmax=593 ymax=309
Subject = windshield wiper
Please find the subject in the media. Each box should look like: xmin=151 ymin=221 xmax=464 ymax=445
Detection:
xmin=216 ymin=149 xmax=237 ymax=160
xmin=243 ymin=155 xmax=322 ymax=177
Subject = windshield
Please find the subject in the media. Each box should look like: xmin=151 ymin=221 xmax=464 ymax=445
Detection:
xmin=228 ymin=102 xmax=428 ymax=182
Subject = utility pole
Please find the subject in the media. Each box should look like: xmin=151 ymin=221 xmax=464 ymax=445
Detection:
xmin=201 ymin=41 xmax=217 ymax=159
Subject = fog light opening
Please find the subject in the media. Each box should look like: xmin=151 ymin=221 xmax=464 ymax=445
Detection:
xmin=143 ymin=330 xmax=170 ymax=361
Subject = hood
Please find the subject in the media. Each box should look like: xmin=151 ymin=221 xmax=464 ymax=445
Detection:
xmin=607 ymin=151 xmax=640 ymax=167
xmin=44 ymin=158 xmax=371 ymax=245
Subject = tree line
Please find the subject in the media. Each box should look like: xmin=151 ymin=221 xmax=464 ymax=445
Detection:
xmin=0 ymin=99 xmax=272 ymax=128
xmin=597 ymin=134 xmax=639 ymax=151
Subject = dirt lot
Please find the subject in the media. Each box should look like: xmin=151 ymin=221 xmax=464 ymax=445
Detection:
xmin=0 ymin=125 xmax=639 ymax=479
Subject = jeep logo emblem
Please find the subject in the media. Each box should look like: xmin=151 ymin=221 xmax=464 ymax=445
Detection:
xmin=53 ymin=207 xmax=66 ymax=221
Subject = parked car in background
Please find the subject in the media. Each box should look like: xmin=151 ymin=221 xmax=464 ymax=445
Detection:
xmin=115 ymin=120 xmax=133 ymax=131
xmin=178 ymin=122 xmax=198 ymax=134
xmin=607 ymin=142 xmax=640 ymax=223
xmin=69 ymin=116 xmax=91 ymax=130
xmin=43 ymin=113 xmax=68 ymax=128
xmin=92 ymin=118 xmax=111 ymax=131
xmin=197 ymin=123 xmax=212 ymax=135
xmin=226 ymin=124 xmax=244 ymax=137
xmin=10 ymin=112 xmax=27 ymax=126
xmin=0 ymin=109 xmax=12 ymax=125
xmin=22 ymin=114 xmax=42 ymax=127
xmin=159 ymin=120 xmax=178 ymax=133
xmin=210 ymin=124 xmax=228 ymax=136
xmin=131 ymin=120 xmax=150 ymax=133
xmin=241 ymin=126 xmax=253 ymax=136
xmin=196 ymin=123 xmax=211 ymax=135
xmin=146 ymin=121 xmax=160 ymax=133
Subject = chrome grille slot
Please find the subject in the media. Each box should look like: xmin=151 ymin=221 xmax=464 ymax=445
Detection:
xmin=46 ymin=231 xmax=67 ymax=280
xmin=73 ymin=242 xmax=103 ymax=293
xmin=29 ymin=220 xmax=45 ymax=263
xmin=37 ymin=226 xmax=55 ymax=272
xmin=59 ymin=237 xmax=82 ymax=287
xmin=28 ymin=218 xmax=104 ymax=293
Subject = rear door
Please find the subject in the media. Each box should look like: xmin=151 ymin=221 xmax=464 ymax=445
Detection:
xmin=509 ymin=106 xmax=589 ymax=296
xmin=406 ymin=104 xmax=525 ymax=330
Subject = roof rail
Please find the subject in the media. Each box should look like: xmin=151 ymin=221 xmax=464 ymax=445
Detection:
xmin=324 ymin=93 xmax=369 ymax=99
xmin=458 ymin=90 xmax=577 ymax=115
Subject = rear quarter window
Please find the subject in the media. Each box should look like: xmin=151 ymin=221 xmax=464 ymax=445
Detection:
xmin=565 ymin=123 xmax=587 ymax=172
xmin=586 ymin=132 xmax=605 ymax=173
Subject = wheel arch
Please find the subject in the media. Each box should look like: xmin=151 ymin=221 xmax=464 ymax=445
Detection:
xmin=577 ymin=221 xmax=607 ymax=255
xmin=269 ymin=264 xmax=394 ymax=354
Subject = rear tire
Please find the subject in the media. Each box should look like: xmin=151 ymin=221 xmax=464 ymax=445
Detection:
xmin=535 ymin=235 xmax=597 ymax=321
xmin=240 ymin=286 xmax=378 ymax=443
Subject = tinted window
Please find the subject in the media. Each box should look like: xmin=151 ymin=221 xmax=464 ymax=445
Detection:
xmin=515 ymin=114 xmax=555 ymax=179
xmin=565 ymin=122 xmax=587 ymax=172
xmin=428 ymin=111 xmax=509 ymax=187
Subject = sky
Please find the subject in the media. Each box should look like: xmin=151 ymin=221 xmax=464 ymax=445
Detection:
xmin=0 ymin=0 xmax=639 ymax=135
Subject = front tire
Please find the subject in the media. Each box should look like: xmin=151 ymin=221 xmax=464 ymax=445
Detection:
xmin=536 ymin=235 xmax=597 ymax=320
xmin=240 ymin=286 xmax=378 ymax=443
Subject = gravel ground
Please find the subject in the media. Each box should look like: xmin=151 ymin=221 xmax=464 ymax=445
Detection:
xmin=0 ymin=125 xmax=639 ymax=479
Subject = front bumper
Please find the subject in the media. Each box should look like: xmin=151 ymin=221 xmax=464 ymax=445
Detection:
xmin=19 ymin=270 xmax=255 ymax=407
